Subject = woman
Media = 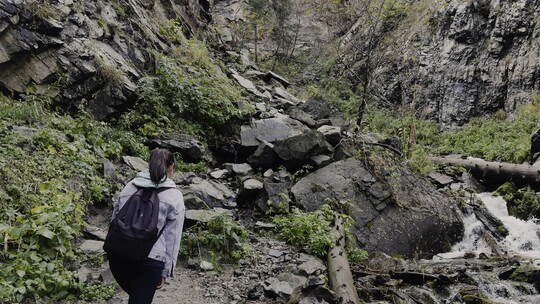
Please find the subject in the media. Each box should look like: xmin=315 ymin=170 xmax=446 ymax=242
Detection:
xmin=108 ymin=148 xmax=185 ymax=304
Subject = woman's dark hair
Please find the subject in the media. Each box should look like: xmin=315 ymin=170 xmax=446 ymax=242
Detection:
xmin=149 ymin=148 xmax=175 ymax=184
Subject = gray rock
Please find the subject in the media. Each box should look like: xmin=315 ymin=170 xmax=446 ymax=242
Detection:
xmin=209 ymin=169 xmax=229 ymax=179
xmin=247 ymin=141 xmax=279 ymax=169
xmin=244 ymin=179 xmax=263 ymax=190
xmin=100 ymin=267 xmax=114 ymax=284
xmin=240 ymin=115 xmax=310 ymax=147
xmin=11 ymin=125 xmax=37 ymax=137
xmin=185 ymin=208 xmax=234 ymax=224
xmin=122 ymin=156 xmax=148 ymax=171
xmin=273 ymin=87 xmax=300 ymax=104
xmin=273 ymin=130 xmax=333 ymax=169
xmin=183 ymin=179 xmax=235 ymax=208
xmin=299 ymin=97 xmax=333 ymax=120
xmin=291 ymin=158 xmax=464 ymax=258
xmin=102 ymin=158 xmax=116 ymax=179
xmin=225 ymin=163 xmax=253 ymax=176
xmin=79 ymin=240 xmax=104 ymax=254
xmin=231 ymin=71 xmax=266 ymax=98
xmin=78 ymin=266 xmax=91 ymax=283
xmin=200 ymin=260 xmax=215 ymax=271
xmin=263 ymin=71 xmax=291 ymax=88
xmin=298 ymin=256 xmax=325 ymax=276
xmin=255 ymin=221 xmax=276 ymax=229
xmin=264 ymin=273 xmax=307 ymax=298
xmin=147 ymin=134 xmax=209 ymax=163
xmin=289 ymin=108 xmax=317 ymax=128
xmin=267 ymin=249 xmax=285 ymax=258
xmin=317 ymin=125 xmax=341 ymax=146
xmin=83 ymin=225 xmax=107 ymax=241
xmin=428 ymin=172 xmax=454 ymax=187
xmin=309 ymin=155 xmax=333 ymax=168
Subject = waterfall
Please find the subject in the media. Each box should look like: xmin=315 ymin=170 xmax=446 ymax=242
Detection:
xmin=437 ymin=193 xmax=540 ymax=259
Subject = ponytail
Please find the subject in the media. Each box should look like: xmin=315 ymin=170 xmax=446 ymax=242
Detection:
xmin=149 ymin=148 xmax=175 ymax=184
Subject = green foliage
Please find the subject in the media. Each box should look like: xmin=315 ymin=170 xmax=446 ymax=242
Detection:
xmin=175 ymin=160 xmax=209 ymax=174
xmin=123 ymin=49 xmax=252 ymax=140
xmin=494 ymin=183 xmax=540 ymax=220
xmin=181 ymin=216 xmax=251 ymax=265
xmin=273 ymin=205 xmax=368 ymax=264
xmin=80 ymin=283 xmax=116 ymax=301
xmin=0 ymin=94 xmax=145 ymax=302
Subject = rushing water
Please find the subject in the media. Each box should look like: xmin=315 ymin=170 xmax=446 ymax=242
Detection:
xmin=441 ymin=193 xmax=540 ymax=259
xmin=432 ymin=193 xmax=540 ymax=303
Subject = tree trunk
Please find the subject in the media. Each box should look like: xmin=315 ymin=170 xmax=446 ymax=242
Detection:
xmin=327 ymin=215 xmax=362 ymax=304
xmin=428 ymin=156 xmax=540 ymax=184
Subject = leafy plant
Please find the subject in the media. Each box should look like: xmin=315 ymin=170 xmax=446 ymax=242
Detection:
xmin=180 ymin=216 xmax=251 ymax=266
xmin=494 ymin=182 xmax=540 ymax=220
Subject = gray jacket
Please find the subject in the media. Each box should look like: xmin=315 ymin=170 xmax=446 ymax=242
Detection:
xmin=112 ymin=170 xmax=185 ymax=278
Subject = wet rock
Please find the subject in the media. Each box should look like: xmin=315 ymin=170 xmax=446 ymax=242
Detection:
xmin=273 ymin=130 xmax=333 ymax=169
xmin=428 ymin=172 xmax=454 ymax=187
xmin=471 ymin=200 xmax=508 ymax=240
xmin=122 ymin=156 xmax=148 ymax=171
xmin=147 ymin=134 xmax=209 ymax=163
xmin=390 ymin=271 xmax=439 ymax=285
xmin=79 ymin=240 xmax=104 ymax=254
xmin=317 ymin=125 xmax=341 ymax=146
xmin=461 ymin=172 xmax=485 ymax=192
xmin=185 ymin=208 xmax=233 ymax=225
xmin=291 ymin=158 xmax=463 ymax=258
xmin=240 ymin=115 xmax=309 ymax=147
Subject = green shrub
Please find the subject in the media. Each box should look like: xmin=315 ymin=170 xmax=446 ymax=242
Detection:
xmin=181 ymin=216 xmax=251 ymax=266
xmin=273 ymin=205 xmax=368 ymax=264
xmin=494 ymin=182 xmax=540 ymax=220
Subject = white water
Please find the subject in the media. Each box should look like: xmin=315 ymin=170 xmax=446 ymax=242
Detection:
xmin=437 ymin=193 xmax=540 ymax=259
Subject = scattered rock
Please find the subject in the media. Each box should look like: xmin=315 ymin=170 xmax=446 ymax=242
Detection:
xmin=122 ymin=156 xmax=148 ymax=171
xmin=78 ymin=266 xmax=91 ymax=283
xmin=309 ymin=154 xmax=332 ymax=168
xmin=244 ymin=178 xmax=263 ymax=190
xmin=273 ymin=87 xmax=300 ymax=104
xmin=240 ymin=115 xmax=309 ymax=147
xmin=183 ymin=178 xmax=236 ymax=208
xmin=273 ymin=130 xmax=333 ymax=169
xmin=255 ymin=221 xmax=276 ymax=229
xmin=147 ymin=134 xmax=209 ymax=163
xmin=11 ymin=125 xmax=37 ymax=137
xmin=79 ymin=240 xmax=104 ymax=254
xmin=101 ymin=158 xmax=116 ymax=180
xmin=317 ymin=125 xmax=341 ymax=146
xmin=83 ymin=225 xmax=107 ymax=241
xmin=209 ymin=169 xmax=229 ymax=179
xmin=247 ymin=141 xmax=280 ymax=169
xmin=264 ymin=273 xmax=307 ymax=298
xmin=298 ymin=256 xmax=325 ymax=276
xmin=224 ymin=163 xmax=253 ymax=176
xmin=200 ymin=260 xmax=215 ymax=271
xmin=185 ymin=208 xmax=234 ymax=225
xmin=263 ymin=71 xmax=290 ymax=88
xmin=428 ymin=172 xmax=454 ymax=187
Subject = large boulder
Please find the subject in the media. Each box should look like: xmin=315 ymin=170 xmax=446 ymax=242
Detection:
xmin=147 ymin=134 xmax=209 ymax=163
xmin=291 ymin=158 xmax=463 ymax=258
xmin=240 ymin=115 xmax=309 ymax=148
xmin=181 ymin=177 xmax=236 ymax=208
xmin=273 ymin=130 xmax=333 ymax=170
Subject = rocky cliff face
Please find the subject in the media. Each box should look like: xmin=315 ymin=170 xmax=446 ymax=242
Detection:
xmin=367 ymin=0 xmax=540 ymax=127
xmin=0 ymin=0 xmax=211 ymax=119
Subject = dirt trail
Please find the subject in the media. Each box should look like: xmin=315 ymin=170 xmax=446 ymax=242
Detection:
xmin=107 ymin=266 xmax=222 ymax=304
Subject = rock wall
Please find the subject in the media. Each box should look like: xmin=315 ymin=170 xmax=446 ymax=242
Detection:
xmin=0 ymin=0 xmax=211 ymax=119
xmin=367 ymin=0 xmax=540 ymax=127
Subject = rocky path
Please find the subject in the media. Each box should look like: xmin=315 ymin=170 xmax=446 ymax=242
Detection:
xmin=107 ymin=267 xmax=221 ymax=304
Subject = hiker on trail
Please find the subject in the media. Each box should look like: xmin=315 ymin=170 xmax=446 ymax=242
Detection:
xmin=104 ymin=148 xmax=185 ymax=304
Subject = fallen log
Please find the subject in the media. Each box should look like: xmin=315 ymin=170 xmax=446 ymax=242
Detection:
xmin=327 ymin=214 xmax=362 ymax=304
xmin=428 ymin=156 xmax=540 ymax=184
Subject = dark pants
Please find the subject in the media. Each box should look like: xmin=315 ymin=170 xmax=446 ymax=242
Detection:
xmin=108 ymin=255 xmax=164 ymax=304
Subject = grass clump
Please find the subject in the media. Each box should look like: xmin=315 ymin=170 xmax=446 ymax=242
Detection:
xmin=273 ymin=205 xmax=368 ymax=264
xmin=181 ymin=216 xmax=251 ymax=268
xmin=494 ymin=182 xmax=540 ymax=220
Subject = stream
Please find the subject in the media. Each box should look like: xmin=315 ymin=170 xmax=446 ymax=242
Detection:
xmin=432 ymin=193 xmax=540 ymax=303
